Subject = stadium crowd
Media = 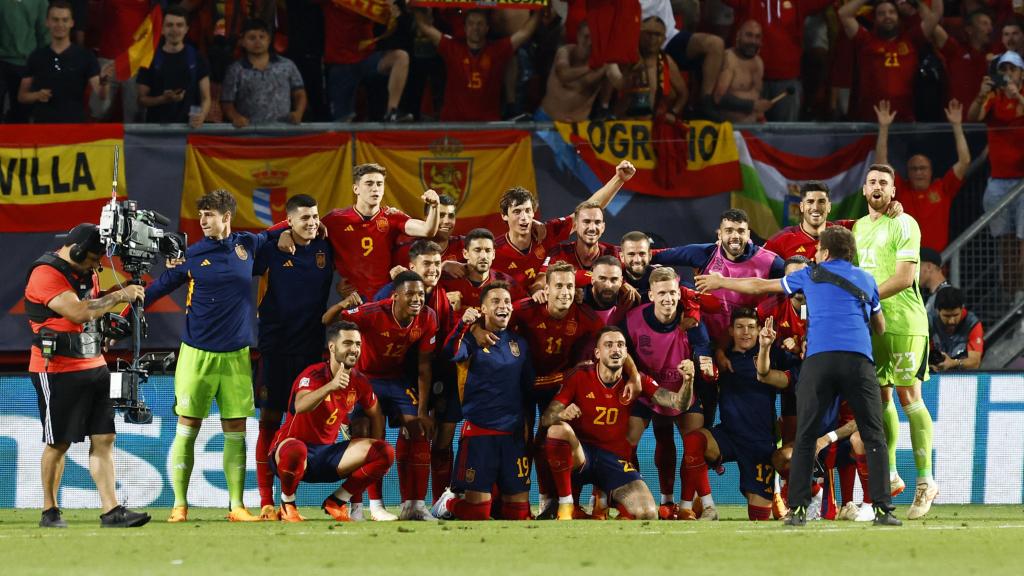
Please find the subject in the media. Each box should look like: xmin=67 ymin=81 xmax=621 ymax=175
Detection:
xmin=1 ymin=0 xmax=1024 ymax=125
xmin=25 ymin=153 xmax=986 ymax=527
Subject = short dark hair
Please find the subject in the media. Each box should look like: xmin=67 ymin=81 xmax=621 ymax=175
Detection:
xmin=438 ymin=194 xmax=456 ymax=207
xmin=197 ymin=189 xmax=237 ymax=216
xmin=354 ymin=163 xmax=386 ymax=183
xmin=326 ymin=320 xmax=360 ymax=343
xmin=465 ymin=227 xmax=494 ymax=247
xmin=499 ymin=186 xmax=536 ymax=215
xmin=47 ymin=0 xmax=73 ymax=16
xmin=784 ymin=255 xmax=812 ymax=269
xmin=285 ymin=194 xmax=317 ymax=214
xmin=465 ymin=9 xmax=489 ymax=22
xmin=800 ymin=181 xmax=831 ymax=199
xmin=965 ymin=9 xmax=992 ymax=28
xmin=241 ymin=18 xmax=270 ymax=35
xmin=595 ymin=325 xmax=626 ymax=344
xmin=934 ymin=286 xmax=964 ymax=311
xmin=592 ymin=255 xmax=622 ymax=270
xmin=730 ymin=306 xmax=759 ymax=325
xmin=393 ymin=270 xmax=424 ymax=290
xmin=720 ymin=208 xmax=749 ymax=225
xmin=479 ymin=281 xmax=511 ymax=303
xmin=819 ymin=226 xmax=857 ymax=262
xmin=867 ymin=163 xmax=896 ymax=180
xmin=545 ymin=261 xmax=576 ymax=281
xmin=409 ymin=239 xmax=443 ymax=261
xmin=620 ymin=231 xmax=651 ymax=246
xmin=165 ymin=4 xmax=189 ymax=20
xmin=1002 ymin=18 xmax=1023 ymax=32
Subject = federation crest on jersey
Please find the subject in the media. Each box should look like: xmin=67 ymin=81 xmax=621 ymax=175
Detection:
xmin=565 ymin=320 xmax=578 ymax=336
xmin=465 ymin=468 xmax=476 ymax=483
xmin=420 ymin=136 xmax=472 ymax=207
xmin=235 ymin=244 xmax=248 ymax=261
xmin=509 ymin=340 xmax=521 ymax=357
xmin=251 ymin=164 xmax=289 ymax=226
xmin=410 ymin=326 xmax=423 ymax=340
xmin=534 ymin=245 xmax=546 ymax=259
xmin=345 ymin=389 xmax=357 ymax=409
xmin=376 ymin=217 xmax=389 ymax=233
xmin=316 ymin=251 xmax=327 ymax=269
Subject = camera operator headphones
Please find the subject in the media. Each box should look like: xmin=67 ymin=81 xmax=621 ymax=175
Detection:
xmin=65 ymin=223 xmax=104 ymax=264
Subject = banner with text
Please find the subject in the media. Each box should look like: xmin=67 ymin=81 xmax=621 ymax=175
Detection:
xmin=180 ymin=133 xmax=352 ymax=240
xmin=355 ymin=130 xmax=536 ymax=233
xmin=553 ymin=120 xmax=742 ymax=199
xmin=0 ymin=125 xmax=128 ymax=233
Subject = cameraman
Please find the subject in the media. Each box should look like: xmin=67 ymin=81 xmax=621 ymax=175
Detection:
xmin=969 ymin=51 xmax=1024 ymax=298
xmin=25 ymin=223 xmax=151 ymax=528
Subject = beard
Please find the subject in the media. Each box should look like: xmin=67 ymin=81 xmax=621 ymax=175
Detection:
xmin=737 ymin=43 xmax=760 ymax=59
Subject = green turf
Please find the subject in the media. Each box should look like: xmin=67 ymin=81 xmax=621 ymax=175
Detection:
xmin=2 ymin=505 xmax=1023 ymax=575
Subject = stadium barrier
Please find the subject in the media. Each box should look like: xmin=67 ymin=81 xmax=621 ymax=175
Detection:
xmin=1 ymin=372 xmax=1020 ymax=508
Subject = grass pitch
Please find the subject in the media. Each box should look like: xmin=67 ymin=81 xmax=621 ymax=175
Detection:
xmin=2 ymin=505 xmax=1022 ymax=575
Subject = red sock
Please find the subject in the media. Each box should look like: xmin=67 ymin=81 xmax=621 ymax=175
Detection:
xmin=396 ymin=435 xmax=412 ymax=502
xmin=342 ymin=440 xmax=395 ymax=497
xmin=275 ymin=440 xmax=307 ymax=497
xmin=854 ymin=454 xmax=873 ymax=504
xmin=431 ymin=446 xmax=453 ymax=503
xmin=653 ymin=424 xmax=677 ymax=498
xmin=681 ymin=431 xmax=710 ymax=500
xmin=748 ymin=504 xmax=772 ymax=521
xmin=839 ymin=462 xmax=856 ymax=505
xmin=534 ymin=437 xmax=554 ymax=499
xmin=490 ymin=485 xmax=504 ymax=520
xmin=545 ymin=438 xmax=574 ymax=499
xmin=501 ymin=501 xmax=531 ymax=520
xmin=256 ymin=422 xmax=279 ymax=507
xmin=451 ymin=499 xmax=491 ymax=520
xmin=410 ymin=437 xmax=431 ymax=501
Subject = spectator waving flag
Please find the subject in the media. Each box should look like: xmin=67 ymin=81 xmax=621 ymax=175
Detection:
xmin=733 ymin=132 xmax=875 ymax=237
xmin=113 ymin=5 xmax=163 ymax=81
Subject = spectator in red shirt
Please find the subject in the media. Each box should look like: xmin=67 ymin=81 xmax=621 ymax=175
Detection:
xmin=722 ymin=0 xmax=832 ymax=121
xmin=968 ymin=50 xmax=1024 ymax=298
xmin=1002 ymin=18 xmax=1023 ymax=52
xmin=874 ymin=98 xmax=971 ymax=251
xmin=413 ymin=9 xmax=539 ymax=122
xmin=322 ymin=1 xmax=411 ymax=122
xmin=838 ymin=0 xmax=942 ymax=122
xmin=934 ymin=10 xmax=996 ymax=108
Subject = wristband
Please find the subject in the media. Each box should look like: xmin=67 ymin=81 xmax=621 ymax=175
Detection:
xmin=827 ymin=431 xmax=839 ymax=444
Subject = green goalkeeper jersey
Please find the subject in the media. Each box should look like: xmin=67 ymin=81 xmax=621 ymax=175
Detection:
xmin=852 ymin=213 xmax=929 ymax=336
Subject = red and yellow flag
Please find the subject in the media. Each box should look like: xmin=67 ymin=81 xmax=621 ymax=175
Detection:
xmin=0 ymin=125 xmax=127 ymax=233
xmin=410 ymin=0 xmax=547 ymax=8
xmin=355 ymin=130 xmax=536 ymax=233
xmin=180 ymin=133 xmax=352 ymax=239
xmin=114 ymin=5 xmax=163 ymax=81
xmin=333 ymin=0 xmax=391 ymax=25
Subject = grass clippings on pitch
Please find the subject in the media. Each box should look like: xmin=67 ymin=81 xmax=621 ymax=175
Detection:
xmin=1 ymin=505 xmax=1022 ymax=576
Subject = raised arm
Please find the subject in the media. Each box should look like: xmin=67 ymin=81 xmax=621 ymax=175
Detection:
xmin=945 ymin=99 xmax=971 ymax=180
xmin=755 ymin=318 xmax=790 ymax=389
xmin=694 ymin=274 xmax=785 ymax=295
xmin=413 ymin=8 xmax=443 ymax=46
xmin=919 ymin=0 xmax=943 ymax=39
xmin=403 ymin=189 xmax=441 ymax=237
xmin=582 ymin=160 xmax=636 ymax=209
xmin=874 ymin=99 xmax=896 ymax=165
xmin=838 ymin=0 xmax=870 ymax=39
xmin=509 ymin=10 xmax=541 ymax=50
xmin=650 ymin=360 xmax=695 ymax=412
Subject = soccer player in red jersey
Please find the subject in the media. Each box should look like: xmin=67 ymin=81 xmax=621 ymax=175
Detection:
xmin=580 ymin=256 xmax=639 ymax=327
xmin=492 ymin=160 xmax=636 ymax=293
xmin=393 ymin=194 xmax=465 ymax=268
xmin=541 ymin=327 xmax=695 ymax=520
xmin=270 ymin=321 xmax=394 ymax=522
xmin=543 ymin=200 xmax=618 ymax=283
xmin=413 ymin=9 xmax=540 ymax=121
xmin=875 ymin=98 xmax=971 ymax=251
xmin=439 ymin=228 xmax=525 ymax=312
xmin=838 ymin=0 xmax=941 ymax=122
xmin=282 ymin=163 xmax=441 ymax=301
xmin=330 ymin=271 xmax=439 ymax=521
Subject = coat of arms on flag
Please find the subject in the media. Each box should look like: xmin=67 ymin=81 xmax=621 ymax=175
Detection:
xmin=420 ymin=136 xmax=472 ymax=207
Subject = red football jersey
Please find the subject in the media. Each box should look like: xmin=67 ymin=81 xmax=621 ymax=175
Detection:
xmin=510 ymin=299 xmax=604 ymax=388
xmin=723 ymin=0 xmax=831 ymax=81
xmin=393 ymin=235 xmax=466 ymax=267
xmin=940 ymin=36 xmax=993 ymax=109
xmin=982 ymin=92 xmax=1024 ymax=178
xmin=543 ymin=240 xmax=619 ymax=287
xmin=438 ymin=269 xmax=526 ymax=309
xmin=895 ymin=170 xmax=961 ymax=251
xmin=426 ymin=285 xmax=457 ymax=344
xmin=343 ymin=298 xmax=438 ymax=380
xmin=763 ymin=221 xmax=853 ymax=261
xmin=851 ymin=26 xmax=925 ymax=122
xmin=554 ymin=364 xmax=659 ymax=459
xmin=437 ymin=36 xmax=515 ymax=121
xmin=273 ymin=362 xmax=377 ymax=446
xmin=756 ymin=295 xmax=807 ymax=354
xmin=322 ymin=206 xmax=411 ymax=299
xmin=493 ymin=216 xmax=575 ymax=289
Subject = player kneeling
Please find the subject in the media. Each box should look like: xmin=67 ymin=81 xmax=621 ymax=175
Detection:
xmin=541 ymin=327 xmax=694 ymax=520
xmin=432 ymin=283 xmax=535 ymax=521
xmin=270 ymin=321 xmax=394 ymax=522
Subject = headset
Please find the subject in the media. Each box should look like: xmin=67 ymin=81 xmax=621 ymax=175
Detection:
xmin=69 ymin=243 xmax=87 ymax=263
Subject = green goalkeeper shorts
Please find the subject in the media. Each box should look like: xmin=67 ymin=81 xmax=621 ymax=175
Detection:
xmin=871 ymin=333 xmax=929 ymax=388
xmin=173 ymin=342 xmax=254 ymax=419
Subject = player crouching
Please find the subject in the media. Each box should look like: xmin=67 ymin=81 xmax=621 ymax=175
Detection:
xmin=270 ymin=321 xmax=394 ymax=522
xmin=541 ymin=327 xmax=695 ymax=520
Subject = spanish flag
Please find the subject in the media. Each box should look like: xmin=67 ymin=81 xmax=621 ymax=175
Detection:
xmin=180 ymin=133 xmax=352 ymax=239
xmin=355 ymin=130 xmax=536 ymax=233
xmin=0 ymin=125 xmax=127 ymax=233
xmin=114 ymin=5 xmax=163 ymax=81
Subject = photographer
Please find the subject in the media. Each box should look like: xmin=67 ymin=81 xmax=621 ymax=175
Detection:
xmin=928 ymin=286 xmax=983 ymax=372
xmin=968 ymin=50 xmax=1024 ymax=299
xmin=25 ymin=223 xmax=151 ymax=528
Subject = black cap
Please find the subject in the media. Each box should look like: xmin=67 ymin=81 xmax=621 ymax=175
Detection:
xmin=920 ymin=247 xmax=941 ymax=267
xmin=63 ymin=223 xmax=104 ymax=255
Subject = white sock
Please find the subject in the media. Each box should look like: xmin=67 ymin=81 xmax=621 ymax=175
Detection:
xmin=370 ymin=499 xmax=385 ymax=509
xmin=333 ymin=487 xmax=353 ymax=502
xmin=557 ymin=496 xmax=573 ymax=505
xmin=660 ymin=494 xmax=673 ymax=505
xmin=700 ymin=494 xmax=715 ymax=508
xmin=281 ymin=493 xmax=296 ymax=503
xmin=350 ymin=502 xmax=363 ymax=512
xmin=889 ymin=470 xmax=898 ymax=481
xmin=413 ymin=500 xmax=426 ymax=508
xmin=680 ymin=500 xmax=694 ymax=510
